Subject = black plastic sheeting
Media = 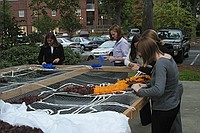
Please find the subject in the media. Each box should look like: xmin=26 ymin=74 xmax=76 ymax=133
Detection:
xmin=4 ymin=69 xmax=138 ymax=115
xmin=0 ymin=69 xmax=68 ymax=92
xmin=27 ymin=71 xmax=138 ymax=115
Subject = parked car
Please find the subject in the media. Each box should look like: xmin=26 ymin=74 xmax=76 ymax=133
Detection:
xmin=61 ymin=33 xmax=70 ymax=39
xmin=88 ymin=36 xmax=107 ymax=46
xmin=71 ymin=37 xmax=98 ymax=50
xmin=57 ymin=38 xmax=80 ymax=48
xmin=71 ymin=47 xmax=95 ymax=61
xmin=157 ymin=28 xmax=190 ymax=63
xmin=100 ymin=35 xmax=110 ymax=41
xmin=130 ymin=28 xmax=140 ymax=35
xmin=91 ymin=40 xmax=116 ymax=57
xmin=79 ymin=30 xmax=89 ymax=37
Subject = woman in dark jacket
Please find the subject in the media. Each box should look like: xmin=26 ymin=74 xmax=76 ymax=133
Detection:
xmin=38 ymin=32 xmax=65 ymax=65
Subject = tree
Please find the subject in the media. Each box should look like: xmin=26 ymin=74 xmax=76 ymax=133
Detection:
xmin=60 ymin=13 xmax=82 ymax=37
xmin=29 ymin=0 xmax=81 ymax=35
xmin=154 ymin=0 xmax=196 ymax=35
xmin=120 ymin=0 xmax=143 ymax=33
xmin=32 ymin=15 xmax=58 ymax=35
xmin=101 ymin=0 xmax=129 ymax=25
xmin=142 ymin=0 xmax=154 ymax=32
xmin=0 ymin=0 xmax=21 ymax=50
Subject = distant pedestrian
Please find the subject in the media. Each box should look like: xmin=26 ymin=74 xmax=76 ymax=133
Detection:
xmin=106 ymin=24 xmax=129 ymax=79
xmin=38 ymin=32 xmax=65 ymax=65
xmin=106 ymin=24 xmax=129 ymax=66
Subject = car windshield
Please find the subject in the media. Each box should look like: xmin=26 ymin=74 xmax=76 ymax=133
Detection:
xmin=82 ymin=37 xmax=90 ymax=42
xmin=158 ymin=30 xmax=181 ymax=40
xmin=62 ymin=38 xmax=72 ymax=42
xmin=99 ymin=41 xmax=115 ymax=48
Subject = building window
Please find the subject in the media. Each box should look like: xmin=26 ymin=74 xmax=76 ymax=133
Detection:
xmin=19 ymin=10 xmax=25 ymax=18
xmin=52 ymin=10 xmax=56 ymax=16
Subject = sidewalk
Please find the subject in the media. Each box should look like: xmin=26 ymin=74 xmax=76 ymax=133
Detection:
xmin=129 ymin=81 xmax=200 ymax=133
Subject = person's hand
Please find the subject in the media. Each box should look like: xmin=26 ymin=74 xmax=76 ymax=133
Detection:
xmin=53 ymin=58 xmax=60 ymax=63
xmin=42 ymin=62 xmax=46 ymax=65
xmin=131 ymin=83 xmax=147 ymax=93
xmin=131 ymin=64 xmax=140 ymax=71
xmin=106 ymin=56 xmax=115 ymax=62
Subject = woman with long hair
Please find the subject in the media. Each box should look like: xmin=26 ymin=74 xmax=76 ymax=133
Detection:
xmin=38 ymin=32 xmax=65 ymax=65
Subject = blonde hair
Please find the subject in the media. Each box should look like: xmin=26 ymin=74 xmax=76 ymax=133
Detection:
xmin=141 ymin=29 xmax=165 ymax=45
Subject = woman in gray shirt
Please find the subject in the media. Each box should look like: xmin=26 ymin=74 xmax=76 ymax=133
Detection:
xmin=131 ymin=37 xmax=183 ymax=133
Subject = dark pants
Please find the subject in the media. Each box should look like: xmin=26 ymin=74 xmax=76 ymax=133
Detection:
xmin=152 ymin=104 xmax=180 ymax=133
xmin=140 ymin=101 xmax=151 ymax=126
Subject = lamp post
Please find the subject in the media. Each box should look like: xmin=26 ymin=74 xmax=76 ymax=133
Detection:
xmin=101 ymin=15 xmax=104 ymax=26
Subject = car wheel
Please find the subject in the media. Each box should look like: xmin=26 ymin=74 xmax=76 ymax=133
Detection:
xmin=87 ymin=55 xmax=94 ymax=61
xmin=81 ymin=45 xmax=85 ymax=50
xmin=175 ymin=49 xmax=183 ymax=63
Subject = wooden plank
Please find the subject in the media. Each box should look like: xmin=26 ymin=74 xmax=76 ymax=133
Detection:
xmin=89 ymin=66 xmax=134 ymax=72
xmin=0 ymin=68 xmax=90 ymax=100
xmin=123 ymin=97 xmax=148 ymax=121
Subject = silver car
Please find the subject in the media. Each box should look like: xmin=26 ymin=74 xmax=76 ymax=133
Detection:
xmin=91 ymin=40 xmax=116 ymax=57
xmin=71 ymin=37 xmax=98 ymax=50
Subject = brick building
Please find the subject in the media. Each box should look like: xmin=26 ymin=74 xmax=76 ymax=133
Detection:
xmin=3 ymin=0 xmax=99 ymax=35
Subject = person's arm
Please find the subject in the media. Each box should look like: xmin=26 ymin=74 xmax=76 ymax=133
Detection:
xmin=38 ymin=46 xmax=45 ymax=65
xmin=135 ymin=61 xmax=167 ymax=97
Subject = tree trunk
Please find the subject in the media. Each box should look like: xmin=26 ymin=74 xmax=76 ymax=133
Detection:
xmin=191 ymin=0 xmax=197 ymax=43
xmin=142 ymin=0 xmax=154 ymax=33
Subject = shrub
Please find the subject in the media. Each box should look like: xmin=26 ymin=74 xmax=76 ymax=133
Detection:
xmin=0 ymin=45 xmax=81 ymax=69
xmin=63 ymin=47 xmax=81 ymax=65
xmin=0 ymin=45 xmax=40 ymax=69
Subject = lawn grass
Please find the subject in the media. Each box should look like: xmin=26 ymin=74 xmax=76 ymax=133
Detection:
xmin=179 ymin=70 xmax=200 ymax=81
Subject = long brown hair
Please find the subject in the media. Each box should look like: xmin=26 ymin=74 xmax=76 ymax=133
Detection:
xmin=109 ymin=24 xmax=124 ymax=40
xmin=136 ymin=37 xmax=163 ymax=66
xmin=44 ymin=32 xmax=59 ymax=47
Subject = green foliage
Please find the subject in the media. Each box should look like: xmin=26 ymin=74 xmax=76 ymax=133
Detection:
xmin=122 ymin=0 xmax=143 ymax=33
xmin=59 ymin=14 xmax=82 ymax=37
xmin=29 ymin=0 xmax=80 ymax=35
xmin=63 ymin=47 xmax=80 ymax=65
xmin=0 ymin=1 xmax=22 ymax=50
xmin=28 ymin=32 xmax=44 ymax=44
xmin=32 ymin=15 xmax=58 ymax=35
xmin=154 ymin=1 xmax=196 ymax=34
xmin=0 ymin=45 xmax=82 ymax=69
xmin=0 ymin=45 xmax=40 ymax=69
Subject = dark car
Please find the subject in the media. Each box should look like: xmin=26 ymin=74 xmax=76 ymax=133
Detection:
xmin=88 ymin=36 xmax=107 ymax=46
xmin=157 ymin=28 xmax=190 ymax=63
xmin=71 ymin=37 xmax=98 ymax=50
xmin=79 ymin=30 xmax=89 ymax=37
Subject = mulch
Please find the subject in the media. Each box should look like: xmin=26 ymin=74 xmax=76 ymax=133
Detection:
xmin=177 ymin=64 xmax=200 ymax=73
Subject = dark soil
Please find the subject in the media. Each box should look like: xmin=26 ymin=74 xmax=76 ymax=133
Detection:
xmin=177 ymin=64 xmax=200 ymax=73
xmin=0 ymin=120 xmax=43 ymax=133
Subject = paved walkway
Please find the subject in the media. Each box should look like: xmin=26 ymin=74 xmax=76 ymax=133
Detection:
xmin=129 ymin=81 xmax=200 ymax=133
